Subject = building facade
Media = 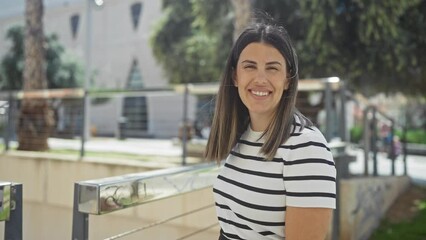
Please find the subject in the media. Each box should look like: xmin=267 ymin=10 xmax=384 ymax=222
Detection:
xmin=0 ymin=0 xmax=196 ymax=138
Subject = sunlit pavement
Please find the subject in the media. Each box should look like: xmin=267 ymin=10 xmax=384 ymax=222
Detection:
xmin=348 ymin=147 xmax=426 ymax=185
xmin=5 ymin=138 xmax=426 ymax=185
xmin=46 ymin=137 xmax=183 ymax=156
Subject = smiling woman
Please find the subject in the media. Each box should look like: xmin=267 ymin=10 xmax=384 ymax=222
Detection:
xmin=205 ymin=13 xmax=336 ymax=240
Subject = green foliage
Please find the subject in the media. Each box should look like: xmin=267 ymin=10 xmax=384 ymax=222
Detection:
xmin=0 ymin=26 xmax=83 ymax=90
xmin=0 ymin=121 xmax=4 ymax=135
xmin=350 ymin=125 xmax=363 ymax=143
xmin=350 ymin=126 xmax=426 ymax=144
xmin=0 ymin=26 xmax=24 ymax=90
xmin=151 ymin=0 xmax=426 ymax=96
xmin=295 ymin=0 xmax=426 ymax=96
xmin=370 ymin=200 xmax=426 ymax=240
xmin=404 ymin=129 xmax=426 ymax=144
xmin=150 ymin=0 xmax=233 ymax=84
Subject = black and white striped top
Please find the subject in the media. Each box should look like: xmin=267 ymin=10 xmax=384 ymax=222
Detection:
xmin=213 ymin=124 xmax=336 ymax=239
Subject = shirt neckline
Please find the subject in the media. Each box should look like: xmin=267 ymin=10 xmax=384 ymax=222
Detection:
xmin=245 ymin=125 xmax=264 ymax=141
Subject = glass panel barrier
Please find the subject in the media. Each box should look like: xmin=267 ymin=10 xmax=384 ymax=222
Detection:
xmin=77 ymin=162 xmax=219 ymax=215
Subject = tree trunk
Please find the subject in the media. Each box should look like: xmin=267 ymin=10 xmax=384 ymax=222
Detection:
xmin=231 ymin=0 xmax=252 ymax=42
xmin=18 ymin=0 xmax=54 ymax=151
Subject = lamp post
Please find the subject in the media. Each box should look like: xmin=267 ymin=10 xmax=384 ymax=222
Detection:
xmin=81 ymin=0 xmax=102 ymax=157
xmin=324 ymin=77 xmax=339 ymax=142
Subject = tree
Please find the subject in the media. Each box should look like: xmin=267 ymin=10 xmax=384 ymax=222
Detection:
xmin=295 ymin=0 xmax=426 ymax=96
xmin=0 ymin=26 xmax=84 ymax=90
xmin=17 ymin=0 xmax=52 ymax=151
xmin=231 ymin=0 xmax=252 ymax=41
xmin=151 ymin=0 xmax=426 ymax=96
xmin=0 ymin=27 xmax=24 ymax=90
xmin=0 ymin=24 xmax=85 ymax=147
xmin=150 ymin=0 xmax=233 ymax=84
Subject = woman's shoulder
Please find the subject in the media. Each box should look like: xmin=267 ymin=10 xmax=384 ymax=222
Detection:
xmin=286 ymin=121 xmax=328 ymax=146
xmin=280 ymin=122 xmax=333 ymax=161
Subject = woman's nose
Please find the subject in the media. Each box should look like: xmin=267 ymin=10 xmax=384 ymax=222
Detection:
xmin=254 ymin=70 xmax=267 ymax=84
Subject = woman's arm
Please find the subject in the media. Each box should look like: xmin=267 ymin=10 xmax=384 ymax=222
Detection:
xmin=285 ymin=206 xmax=333 ymax=240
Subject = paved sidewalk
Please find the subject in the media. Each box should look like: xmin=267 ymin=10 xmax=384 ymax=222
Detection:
xmin=47 ymin=137 xmax=183 ymax=156
xmin=348 ymin=147 xmax=426 ymax=185
xmin=6 ymin=137 xmax=426 ymax=184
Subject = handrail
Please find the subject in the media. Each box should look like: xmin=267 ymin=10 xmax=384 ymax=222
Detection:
xmin=328 ymin=141 xmax=348 ymax=158
xmin=0 ymin=78 xmax=343 ymax=99
xmin=0 ymin=181 xmax=23 ymax=240
xmin=72 ymin=162 xmax=220 ymax=240
xmin=362 ymin=105 xmax=407 ymax=176
xmin=76 ymin=162 xmax=219 ymax=215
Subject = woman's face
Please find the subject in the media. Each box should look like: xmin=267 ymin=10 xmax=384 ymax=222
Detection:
xmin=234 ymin=42 xmax=289 ymax=127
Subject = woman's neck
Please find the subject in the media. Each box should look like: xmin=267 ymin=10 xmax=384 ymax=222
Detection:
xmin=249 ymin=112 xmax=273 ymax=132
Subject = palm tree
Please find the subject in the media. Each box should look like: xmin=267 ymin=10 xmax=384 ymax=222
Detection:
xmin=231 ymin=0 xmax=252 ymax=42
xmin=17 ymin=0 xmax=54 ymax=151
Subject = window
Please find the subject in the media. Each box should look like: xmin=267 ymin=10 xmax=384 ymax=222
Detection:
xmin=130 ymin=2 xmax=143 ymax=30
xmin=70 ymin=14 xmax=80 ymax=39
xmin=121 ymin=96 xmax=149 ymax=136
xmin=121 ymin=59 xmax=148 ymax=137
xmin=126 ymin=59 xmax=144 ymax=89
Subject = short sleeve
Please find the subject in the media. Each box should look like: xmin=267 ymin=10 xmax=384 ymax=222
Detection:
xmin=282 ymin=128 xmax=336 ymax=209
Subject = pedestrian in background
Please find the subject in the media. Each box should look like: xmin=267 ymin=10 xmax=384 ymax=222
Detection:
xmin=205 ymin=13 xmax=336 ymax=240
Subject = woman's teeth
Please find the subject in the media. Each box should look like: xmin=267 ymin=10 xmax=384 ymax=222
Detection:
xmin=252 ymin=91 xmax=269 ymax=96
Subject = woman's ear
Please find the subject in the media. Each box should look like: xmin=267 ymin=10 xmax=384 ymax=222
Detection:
xmin=284 ymin=78 xmax=290 ymax=90
xmin=232 ymin=69 xmax=238 ymax=87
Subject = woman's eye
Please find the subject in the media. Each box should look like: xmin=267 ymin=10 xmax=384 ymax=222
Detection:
xmin=244 ymin=65 xmax=256 ymax=69
xmin=267 ymin=67 xmax=278 ymax=71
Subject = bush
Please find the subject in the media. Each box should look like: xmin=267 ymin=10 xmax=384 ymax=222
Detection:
xmin=0 ymin=121 xmax=4 ymax=134
xmin=350 ymin=125 xmax=363 ymax=143
xmin=403 ymin=129 xmax=426 ymax=144
xmin=370 ymin=200 xmax=426 ymax=240
xmin=350 ymin=127 xmax=426 ymax=145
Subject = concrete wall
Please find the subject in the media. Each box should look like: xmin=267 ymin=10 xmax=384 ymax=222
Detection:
xmin=147 ymin=92 xmax=197 ymax=138
xmin=339 ymin=176 xmax=410 ymax=240
xmin=0 ymin=152 xmax=218 ymax=240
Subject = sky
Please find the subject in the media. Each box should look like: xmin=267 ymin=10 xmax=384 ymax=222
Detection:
xmin=0 ymin=0 xmax=83 ymax=18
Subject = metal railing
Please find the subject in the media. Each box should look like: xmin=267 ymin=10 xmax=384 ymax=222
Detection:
xmin=362 ymin=105 xmax=408 ymax=177
xmin=0 ymin=78 xmax=347 ymax=165
xmin=0 ymin=86 xmax=215 ymax=166
xmin=0 ymin=182 xmax=23 ymax=240
xmin=72 ymin=162 xmax=220 ymax=240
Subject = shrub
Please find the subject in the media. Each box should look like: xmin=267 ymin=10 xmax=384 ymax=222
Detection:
xmin=403 ymin=129 xmax=426 ymax=144
xmin=350 ymin=125 xmax=363 ymax=143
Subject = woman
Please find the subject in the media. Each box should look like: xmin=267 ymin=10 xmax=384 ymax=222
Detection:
xmin=205 ymin=17 xmax=336 ymax=240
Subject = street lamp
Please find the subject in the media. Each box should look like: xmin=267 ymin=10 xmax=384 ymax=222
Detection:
xmin=81 ymin=0 xmax=100 ymax=157
xmin=94 ymin=0 xmax=104 ymax=6
xmin=327 ymin=76 xmax=340 ymax=83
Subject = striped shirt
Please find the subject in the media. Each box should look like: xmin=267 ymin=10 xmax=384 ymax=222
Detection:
xmin=213 ymin=124 xmax=336 ymax=239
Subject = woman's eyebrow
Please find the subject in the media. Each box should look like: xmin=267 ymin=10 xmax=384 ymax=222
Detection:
xmin=241 ymin=60 xmax=257 ymax=64
xmin=266 ymin=61 xmax=282 ymax=66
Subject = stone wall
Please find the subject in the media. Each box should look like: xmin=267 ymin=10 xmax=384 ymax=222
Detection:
xmin=339 ymin=176 xmax=410 ymax=240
